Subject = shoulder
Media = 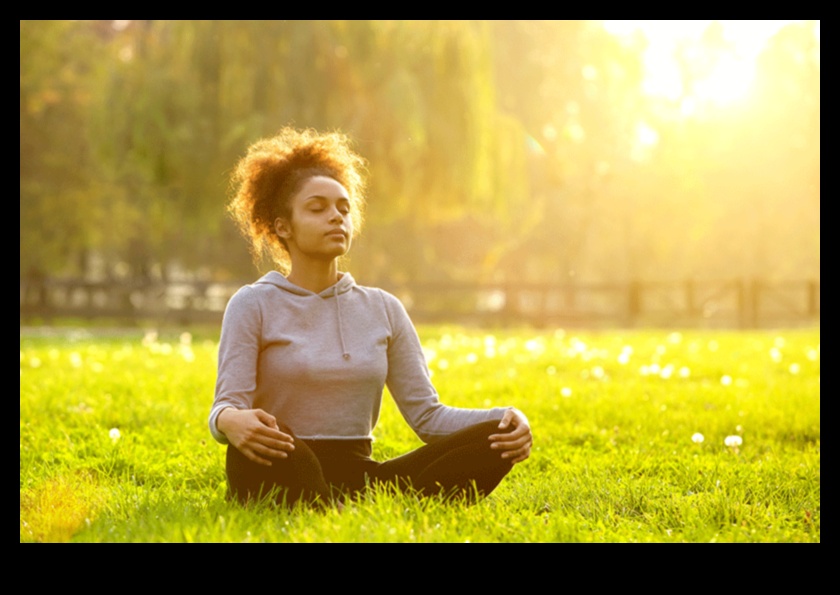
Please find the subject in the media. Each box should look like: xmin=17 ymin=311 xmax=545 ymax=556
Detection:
xmin=358 ymin=285 xmax=414 ymax=333
xmin=228 ymin=281 xmax=265 ymax=306
xmin=351 ymin=284 xmax=407 ymax=315
xmin=222 ymin=281 xmax=272 ymax=321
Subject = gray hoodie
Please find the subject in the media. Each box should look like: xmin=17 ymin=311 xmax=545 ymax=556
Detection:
xmin=209 ymin=271 xmax=508 ymax=444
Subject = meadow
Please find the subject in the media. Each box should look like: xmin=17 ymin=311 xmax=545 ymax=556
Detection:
xmin=20 ymin=325 xmax=820 ymax=542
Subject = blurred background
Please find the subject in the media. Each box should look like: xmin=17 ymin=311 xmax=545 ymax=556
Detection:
xmin=20 ymin=20 xmax=820 ymax=328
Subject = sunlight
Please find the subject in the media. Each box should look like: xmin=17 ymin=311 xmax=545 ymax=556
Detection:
xmin=693 ymin=57 xmax=753 ymax=105
xmin=603 ymin=20 xmax=808 ymax=110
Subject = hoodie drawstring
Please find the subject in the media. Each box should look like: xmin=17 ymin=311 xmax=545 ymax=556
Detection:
xmin=335 ymin=290 xmax=350 ymax=360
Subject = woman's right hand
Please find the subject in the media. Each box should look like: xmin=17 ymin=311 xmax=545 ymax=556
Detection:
xmin=216 ymin=408 xmax=295 ymax=466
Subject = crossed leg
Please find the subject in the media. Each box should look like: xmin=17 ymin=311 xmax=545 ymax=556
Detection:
xmin=225 ymin=420 xmax=515 ymax=507
xmin=369 ymin=420 xmax=515 ymax=501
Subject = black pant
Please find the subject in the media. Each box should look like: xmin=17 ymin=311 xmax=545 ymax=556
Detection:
xmin=226 ymin=420 xmax=515 ymax=507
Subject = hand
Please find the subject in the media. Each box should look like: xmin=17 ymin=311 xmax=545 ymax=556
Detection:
xmin=488 ymin=407 xmax=532 ymax=464
xmin=217 ymin=408 xmax=295 ymax=467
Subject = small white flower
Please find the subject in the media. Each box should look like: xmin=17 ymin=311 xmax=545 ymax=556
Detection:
xmin=724 ymin=435 xmax=742 ymax=448
xmin=109 ymin=428 xmax=121 ymax=442
xmin=561 ymin=387 xmax=572 ymax=398
xmin=691 ymin=433 xmax=705 ymax=444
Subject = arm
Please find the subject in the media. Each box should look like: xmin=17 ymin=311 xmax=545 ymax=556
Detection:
xmin=209 ymin=287 xmax=294 ymax=465
xmin=381 ymin=291 xmax=510 ymax=442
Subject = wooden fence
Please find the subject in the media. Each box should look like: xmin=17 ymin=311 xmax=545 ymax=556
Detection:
xmin=19 ymin=277 xmax=819 ymax=329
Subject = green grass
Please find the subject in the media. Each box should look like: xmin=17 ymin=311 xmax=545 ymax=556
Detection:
xmin=20 ymin=325 xmax=820 ymax=542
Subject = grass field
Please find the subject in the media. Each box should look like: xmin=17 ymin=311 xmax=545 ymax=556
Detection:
xmin=20 ymin=324 xmax=820 ymax=542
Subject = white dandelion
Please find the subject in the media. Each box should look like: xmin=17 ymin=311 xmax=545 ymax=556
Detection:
xmin=691 ymin=433 xmax=705 ymax=444
xmin=724 ymin=435 xmax=743 ymax=448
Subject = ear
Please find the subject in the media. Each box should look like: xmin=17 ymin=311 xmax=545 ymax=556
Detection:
xmin=274 ymin=217 xmax=292 ymax=239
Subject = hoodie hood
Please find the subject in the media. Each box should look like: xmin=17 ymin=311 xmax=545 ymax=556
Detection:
xmin=255 ymin=270 xmax=356 ymax=360
xmin=255 ymin=270 xmax=356 ymax=298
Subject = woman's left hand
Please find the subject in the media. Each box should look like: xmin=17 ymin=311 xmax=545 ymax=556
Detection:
xmin=488 ymin=407 xmax=532 ymax=464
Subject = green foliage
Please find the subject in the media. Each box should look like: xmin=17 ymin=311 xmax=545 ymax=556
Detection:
xmin=20 ymin=20 xmax=820 ymax=284
xmin=20 ymin=326 xmax=820 ymax=542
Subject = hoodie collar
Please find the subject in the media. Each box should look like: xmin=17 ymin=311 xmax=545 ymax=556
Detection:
xmin=255 ymin=270 xmax=354 ymax=361
xmin=255 ymin=270 xmax=356 ymax=298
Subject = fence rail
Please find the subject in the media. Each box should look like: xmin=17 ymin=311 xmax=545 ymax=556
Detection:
xmin=20 ymin=277 xmax=820 ymax=328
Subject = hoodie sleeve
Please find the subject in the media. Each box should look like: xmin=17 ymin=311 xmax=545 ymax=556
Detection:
xmin=208 ymin=285 xmax=263 ymax=444
xmin=380 ymin=290 xmax=508 ymax=443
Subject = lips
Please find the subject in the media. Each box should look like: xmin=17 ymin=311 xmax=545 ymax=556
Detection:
xmin=326 ymin=229 xmax=347 ymax=238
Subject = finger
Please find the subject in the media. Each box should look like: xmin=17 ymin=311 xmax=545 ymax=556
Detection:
xmin=509 ymin=451 xmax=531 ymax=464
xmin=490 ymin=434 xmax=531 ymax=451
xmin=254 ymin=425 xmax=295 ymax=444
xmin=252 ymin=432 xmax=296 ymax=453
xmin=243 ymin=447 xmax=276 ymax=467
xmin=497 ymin=409 xmax=515 ymax=430
xmin=501 ymin=444 xmax=532 ymax=462
xmin=488 ymin=423 xmax=530 ymax=442
xmin=255 ymin=409 xmax=282 ymax=432
xmin=251 ymin=441 xmax=293 ymax=461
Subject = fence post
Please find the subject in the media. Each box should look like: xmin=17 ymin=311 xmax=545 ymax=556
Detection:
xmin=685 ymin=279 xmax=696 ymax=319
xmin=736 ymin=279 xmax=747 ymax=329
xmin=627 ymin=280 xmax=641 ymax=327
xmin=750 ymin=278 xmax=761 ymax=328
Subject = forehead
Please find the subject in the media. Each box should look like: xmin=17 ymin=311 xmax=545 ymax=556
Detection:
xmin=293 ymin=175 xmax=350 ymax=202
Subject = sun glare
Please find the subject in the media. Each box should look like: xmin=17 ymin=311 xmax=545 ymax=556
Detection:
xmin=603 ymin=20 xmax=810 ymax=110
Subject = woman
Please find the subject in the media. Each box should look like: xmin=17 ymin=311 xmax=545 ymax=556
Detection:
xmin=209 ymin=127 xmax=532 ymax=507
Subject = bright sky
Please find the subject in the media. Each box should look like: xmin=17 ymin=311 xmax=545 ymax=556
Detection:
xmin=602 ymin=20 xmax=816 ymax=112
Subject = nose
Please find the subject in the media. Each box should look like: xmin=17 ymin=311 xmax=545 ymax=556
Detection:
xmin=329 ymin=206 xmax=343 ymax=223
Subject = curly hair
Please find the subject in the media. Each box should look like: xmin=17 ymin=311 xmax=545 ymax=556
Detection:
xmin=227 ymin=127 xmax=367 ymax=273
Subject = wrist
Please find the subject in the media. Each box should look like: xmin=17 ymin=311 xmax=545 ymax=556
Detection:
xmin=216 ymin=406 xmax=235 ymax=433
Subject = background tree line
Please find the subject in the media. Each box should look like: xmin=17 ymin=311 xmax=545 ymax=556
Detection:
xmin=20 ymin=20 xmax=820 ymax=287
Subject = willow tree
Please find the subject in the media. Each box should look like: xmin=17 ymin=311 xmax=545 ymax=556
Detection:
xmin=20 ymin=20 xmax=117 ymax=278
xmin=80 ymin=20 xmax=532 ymax=282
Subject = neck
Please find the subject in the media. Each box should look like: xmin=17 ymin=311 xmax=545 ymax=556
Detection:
xmin=285 ymin=257 xmax=341 ymax=294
